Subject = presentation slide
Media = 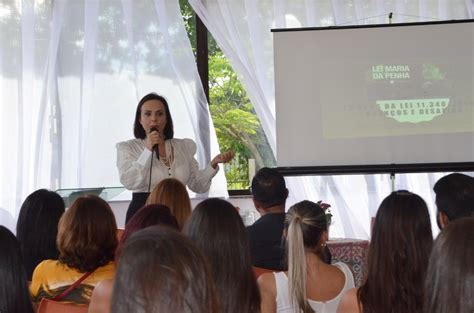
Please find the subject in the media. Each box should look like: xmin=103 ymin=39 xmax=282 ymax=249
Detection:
xmin=273 ymin=20 xmax=474 ymax=168
xmin=321 ymin=57 xmax=473 ymax=138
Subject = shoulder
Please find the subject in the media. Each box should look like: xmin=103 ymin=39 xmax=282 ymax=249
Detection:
xmin=116 ymin=138 xmax=143 ymax=149
xmin=257 ymin=272 xmax=277 ymax=296
xmin=333 ymin=262 xmax=353 ymax=276
xmin=95 ymin=262 xmax=116 ymax=276
xmin=34 ymin=259 xmax=61 ymax=273
xmin=172 ymin=138 xmax=196 ymax=154
xmin=336 ymin=288 xmax=361 ymax=313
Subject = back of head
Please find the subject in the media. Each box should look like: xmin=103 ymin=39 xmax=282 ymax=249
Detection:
xmin=111 ymin=226 xmax=219 ymax=313
xmin=251 ymin=167 xmax=287 ymax=210
xmin=146 ymin=178 xmax=191 ymax=229
xmin=0 ymin=226 xmax=34 ymax=313
xmin=433 ymin=173 xmax=474 ymax=222
xmin=16 ymin=189 xmax=65 ymax=279
xmin=57 ymin=195 xmax=118 ymax=272
xmin=285 ymin=200 xmax=327 ymax=313
xmin=115 ymin=204 xmax=179 ymax=260
xmin=425 ymin=217 xmax=474 ymax=313
xmin=183 ymin=198 xmax=260 ymax=313
xmin=359 ymin=191 xmax=433 ymax=313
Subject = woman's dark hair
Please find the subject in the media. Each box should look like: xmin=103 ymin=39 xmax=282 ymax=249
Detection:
xmin=111 ymin=226 xmax=220 ymax=313
xmin=115 ymin=204 xmax=179 ymax=261
xmin=57 ymin=195 xmax=118 ymax=272
xmin=133 ymin=93 xmax=174 ymax=139
xmin=424 ymin=217 xmax=474 ymax=313
xmin=358 ymin=190 xmax=433 ymax=313
xmin=285 ymin=200 xmax=328 ymax=312
xmin=16 ymin=189 xmax=65 ymax=279
xmin=184 ymin=198 xmax=261 ymax=313
xmin=0 ymin=226 xmax=35 ymax=313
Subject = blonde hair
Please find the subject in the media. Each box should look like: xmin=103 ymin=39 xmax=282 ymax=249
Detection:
xmin=146 ymin=178 xmax=192 ymax=229
xmin=286 ymin=200 xmax=328 ymax=313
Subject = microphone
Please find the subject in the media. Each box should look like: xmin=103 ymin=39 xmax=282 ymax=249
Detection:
xmin=150 ymin=126 xmax=160 ymax=160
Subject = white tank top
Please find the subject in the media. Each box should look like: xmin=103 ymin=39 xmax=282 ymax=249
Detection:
xmin=274 ymin=262 xmax=355 ymax=313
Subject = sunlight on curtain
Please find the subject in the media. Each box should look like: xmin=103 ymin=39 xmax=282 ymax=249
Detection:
xmin=0 ymin=0 xmax=226 ymax=232
xmin=189 ymin=0 xmax=473 ymax=239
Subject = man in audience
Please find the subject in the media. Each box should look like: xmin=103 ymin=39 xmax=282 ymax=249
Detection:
xmin=247 ymin=167 xmax=289 ymax=270
xmin=433 ymin=172 xmax=474 ymax=229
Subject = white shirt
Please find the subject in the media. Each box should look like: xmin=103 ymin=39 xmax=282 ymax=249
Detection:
xmin=116 ymin=138 xmax=218 ymax=193
xmin=274 ymin=262 xmax=355 ymax=313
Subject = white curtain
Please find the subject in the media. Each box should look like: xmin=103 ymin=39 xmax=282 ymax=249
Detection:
xmin=0 ymin=0 xmax=227 ymax=232
xmin=189 ymin=0 xmax=473 ymax=239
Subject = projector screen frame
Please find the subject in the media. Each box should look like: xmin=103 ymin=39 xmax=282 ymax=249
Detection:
xmin=271 ymin=18 xmax=474 ymax=33
xmin=277 ymin=162 xmax=474 ymax=176
xmin=273 ymin=19 xmax=474 ymax=176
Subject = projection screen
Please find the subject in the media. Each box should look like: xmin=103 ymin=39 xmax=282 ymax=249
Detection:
xmin=273 ymin=20 xmax=474 ymax=174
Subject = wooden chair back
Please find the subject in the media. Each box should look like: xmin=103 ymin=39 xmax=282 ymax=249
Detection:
xmin=37 ymin=298 xmax=88 ymax=313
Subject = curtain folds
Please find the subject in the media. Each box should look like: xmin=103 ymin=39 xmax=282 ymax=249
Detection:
xmin=0 ymin=0 xmax=226 ymax=232
xmin=189 ymin=0 xmax=473 ymax=239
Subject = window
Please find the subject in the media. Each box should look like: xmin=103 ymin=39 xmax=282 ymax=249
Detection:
xmin=180 ymin=0 xmax=275 ymax=190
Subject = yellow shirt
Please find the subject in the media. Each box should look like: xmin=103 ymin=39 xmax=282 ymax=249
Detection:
xmin=30 ymin=259 xmax=115 ymax=305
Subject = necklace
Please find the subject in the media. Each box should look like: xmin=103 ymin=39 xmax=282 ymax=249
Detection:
xmin=159 ymin=141 xmax=174 ymax=176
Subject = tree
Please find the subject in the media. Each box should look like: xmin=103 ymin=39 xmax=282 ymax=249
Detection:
xmin=179 ymin=0 xmax=275 ymax=189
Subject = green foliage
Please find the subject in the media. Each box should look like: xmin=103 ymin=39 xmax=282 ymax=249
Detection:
xmin=179 ymin=1 xmax=275 ymax=189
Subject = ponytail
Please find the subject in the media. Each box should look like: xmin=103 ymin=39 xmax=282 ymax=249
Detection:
xmin=287 ymin=215 xmax=314 ymax=313
xmin=286 ymin=200 xmax=327 ymax=313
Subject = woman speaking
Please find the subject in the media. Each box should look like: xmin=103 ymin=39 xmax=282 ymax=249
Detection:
xmin=117 ymin=93 xmax=233 ymax=223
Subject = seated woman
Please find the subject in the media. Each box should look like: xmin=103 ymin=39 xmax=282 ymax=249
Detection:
xmin=424 ymin=217 xmax=474 ymax=313
xmin=337 ymin=191 xmax=433 ymax=313
xmin=88 ymin=204 xmax=179 ymax=313
xmin=16 ymin=189 xmax=65 ymax=280
xmin=111 ymin=226 xmax=219 ymax=312
xmin=145 ymin=177 xmax=192 ymax=229
xmin=30 ymin=195 xmax=118 ymax=305
xmin=0 ymin=226 xmax=35 ymax=313
xmin=184 ymin=198 xmax=261 ymax=313
xmin=259 ymin=200 xmax=355 ymax=313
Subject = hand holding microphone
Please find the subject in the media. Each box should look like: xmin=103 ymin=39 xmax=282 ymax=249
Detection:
xmin=146 ymin=126 xmax=163 ymax=153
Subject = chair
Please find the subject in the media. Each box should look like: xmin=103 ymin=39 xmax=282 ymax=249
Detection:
xmin=37 ymin=298 xmax=88 ymax=313
xmin=253 ymin=266 xmax=275 ymax=278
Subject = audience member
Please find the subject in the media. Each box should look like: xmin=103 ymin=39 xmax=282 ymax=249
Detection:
xmin=248 ymin=167 xmax=289 ymax=270
xmin=337 ymin=190 xmax=433 ymax=313
xmin=424 ymin=217 xmax=474 ymax=313
xmin=30 ymin=195 xmax=117 ymax=305
xmin=111 ymin=226 xmax=219 ymax=313
xmin=145 ymin=177 xmax=192 ymax=229
xmin=259 ymin=200 xmax=354 ymax=313
xmin=16 ymin=189 xmax=65 ymax=280
xmin=0 ymin=226 xmax=35 ymax=313
xmin=88 ymin=204 xmax=179 ymax=313
xmin=184 ymin=198 xmax=261 ymax=313
xmin=433 ymin=172 xmax=474 ymax=229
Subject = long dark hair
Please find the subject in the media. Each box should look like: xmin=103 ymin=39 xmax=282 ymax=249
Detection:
xmin=16 ymin=189 xmax=65 ymax=279
xmin=57 ymin=195 xmax=117 ymax=272
xmin=358 ymin=191 xmax=433 ymax=313
xmin=0 ymin=226 xmax=35 ymax=313
xmin=133 ymin=93 xmax=174 ymax=139
xmin=115 ymin=204 xmax=179 ymax=261
xmin=285 ymin=200 xmax=328 ymax=313
xmin=424 ymin=217 xmax=474 ymax=313
xmin=111 ymin=227 xmax=219 ymax=313
xmin=184 ymin=198 xmax=261 ymax=313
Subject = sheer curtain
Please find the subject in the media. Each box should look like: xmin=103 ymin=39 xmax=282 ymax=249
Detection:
xmin=189 ymin=0 xmax=473 ymax=239
xmin=0 ymin=0 xmax=226 ymax=232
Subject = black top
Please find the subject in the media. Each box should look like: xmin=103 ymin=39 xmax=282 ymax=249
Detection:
xmin=247 ymin=212 xmax=287 ymax=271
